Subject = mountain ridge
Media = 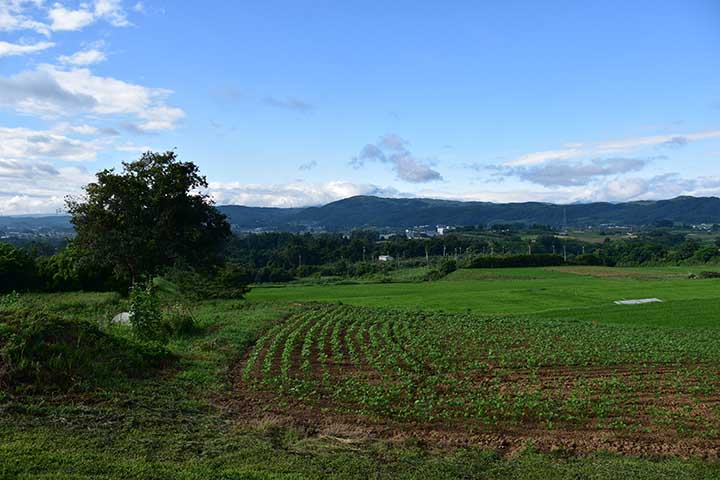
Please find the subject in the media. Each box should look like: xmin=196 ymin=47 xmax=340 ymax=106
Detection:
xmin=3 ymin=195 xmax=720 ymax=232
xmin=217 ymin=195 xmax=720 ymax=230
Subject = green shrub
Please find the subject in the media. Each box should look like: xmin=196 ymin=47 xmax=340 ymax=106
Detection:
xmin=162 ymin=303 xmax=199 ymax=337
xmin=0 ymin=310 xmax=171 ymax=392
xmin=161 ymin=264 xmax=251 ymax=300
xmin=424 ymin=269 xmax=444 ymax=281
xmin=129 ymin=282 xmax=165 ymax=342
xmin=439 ymin=258 xmax=457 ymax=275
xmin=211 ymin=263 xmax=252 ymax=298
xmin=0 ymin=291 xmax=21 ymax=309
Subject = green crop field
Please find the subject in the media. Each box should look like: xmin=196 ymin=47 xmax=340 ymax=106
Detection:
xmin=242 ymin=303 xmax=720 ymax=455
xmin=248 ymin=266 xmax=720 ymax=328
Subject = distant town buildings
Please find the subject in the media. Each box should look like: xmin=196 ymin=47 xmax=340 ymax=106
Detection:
xmin=436 ymin=225 xmax=455 ymax=235
xmin=691 ymin=223 xmax=715 ymax=231
xmin=405 ymin=225 xmax=455 ymax=239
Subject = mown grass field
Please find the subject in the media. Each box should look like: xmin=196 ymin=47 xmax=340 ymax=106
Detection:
xmin=2 ymin=266 xmax=720 ymax=479
xmin=249 ymin=266 xmax=720 ymax=327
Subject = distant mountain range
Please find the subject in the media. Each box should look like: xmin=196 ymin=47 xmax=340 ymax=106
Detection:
xmin=218 ymin=195 xmax=720 ymax=230
xmin=4 ymin=196 xmax=720 ymax=234
xmin=0 ymin=214 xmax=74 ymax=235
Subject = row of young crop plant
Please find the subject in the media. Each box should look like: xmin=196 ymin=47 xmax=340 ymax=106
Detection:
xmin=242 ymin=303 xmax=720 ymax=436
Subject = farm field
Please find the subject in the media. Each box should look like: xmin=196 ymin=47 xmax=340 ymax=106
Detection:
xmin=3 ymin=266 xmax=720 ymax=478
xmin=239 ymin=303 xmax=720 ymax=457
xmin=248 ymin=266 xmax=720 ymax=327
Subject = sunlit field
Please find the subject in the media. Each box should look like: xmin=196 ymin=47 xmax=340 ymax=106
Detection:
xmin=249 ymin=266 xmax=720 ymax=327
xmin=3 ymin=266 xmax=720 ymax=478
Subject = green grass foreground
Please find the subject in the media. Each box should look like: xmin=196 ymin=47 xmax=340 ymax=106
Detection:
xmin=1 ymin=267 xmax=720 ymax=479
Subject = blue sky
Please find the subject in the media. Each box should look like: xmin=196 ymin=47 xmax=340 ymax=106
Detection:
xmin=1 ymin=0 xmax=719 ymax=213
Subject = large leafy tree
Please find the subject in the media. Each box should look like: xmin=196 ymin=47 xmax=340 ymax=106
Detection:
xmin=66 ymin=151 xmax=231 ymax=284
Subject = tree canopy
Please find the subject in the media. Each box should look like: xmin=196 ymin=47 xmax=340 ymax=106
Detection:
xmin=66 ymin=151 xmax=230 ymax=284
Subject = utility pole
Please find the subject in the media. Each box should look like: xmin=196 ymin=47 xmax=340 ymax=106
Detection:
xmin=563 ymin=244 xmax=567 ymax=262
xmin=443 ymin=244 xmax=446 ymax=257
xmin=425 ymin=244 xmax=430 ymax=267
xmin=362 ymin=246 xmax=366 ymax=263
xmin=528 ymin=241 xmax=532 ymax=255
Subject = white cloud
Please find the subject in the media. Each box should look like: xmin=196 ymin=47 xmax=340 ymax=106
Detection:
xmin=378 ymin=132 xmax=408 ymax=151
xmin=137 ymin=105 xmax=185 ymax=131
xmin=0 ymin=40 xmax=54 ymax=56
xmin=48 ymin=0 xmax=130 ymax=31
xmin=506 ymin=129 xmax=720 ymax=167
xmin=59 ymin=48 xmax=106 ymax=65
xmin=507 ymin=147 xmax=583 ymax=167
xmin=51 ymin=122 xmax=118 ymax=136
xmin=596 ymin=131 xmax=720 ymax=152
xmin=0 ymin=125 xmax=102 ymax=214
xmin=351 ymin=133 xmax=443 ymax=183
xmin=591 ymin=177 xmax=656 ymax=202
xmin=209 ymin=180 xmax=406 ymax=208
xmin=51 ymin=123 xmax=99 ymax=135
xmin=494 ymin=157 xmax=655 ymax=187
xmin=0 ymin=0 xmax=51 ymax=36
xmin=45 ymin=66 xmax=153 ymax=114
xmin=414 ymin=187 xmax=577 ymax=204
xmin=93 ymin=0 xmax=129 ymax=26
xmin=204 ymin=175 xmax=720 ymax=208
xmin=44 ymin=66 xmax=185 ymax=130
xmin=0 ymin=158 xmax=58 ymax=178
xmin=48 ymin=3 xmax=95 ymax=31
xmin=0 ymin=68 xmax=97 ymax=116
xmin=0 ymin=126 xmax=101 ymax=161
xmin=487 ymin=129 xmax=720 ymax=191
xmin=0 ymin=164 xmax=93 ymax=214
xmin=585 ymin=174 xmax=720 ymax=203
xmin=0 ymin=66 xmax=184 ymax=131
xmin=115 ymin=143 xmax=154 ymax=152
xmin=0 ymin=0 xmax=131 ymax=35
